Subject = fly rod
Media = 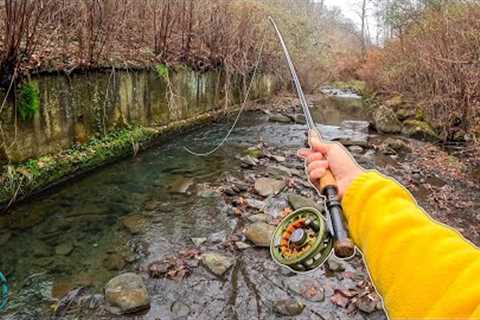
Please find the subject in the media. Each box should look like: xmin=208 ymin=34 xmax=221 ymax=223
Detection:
xmin=269 ymin=17 xmax=355 ymax=259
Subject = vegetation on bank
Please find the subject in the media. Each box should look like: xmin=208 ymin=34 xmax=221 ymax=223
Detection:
xmin=0 ymin=106 xmax=242 ymax=207
xmin=338 ymin=1 xmax=480 ymax=143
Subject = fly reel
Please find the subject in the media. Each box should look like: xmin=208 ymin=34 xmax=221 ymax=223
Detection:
xmin=270 ymin=207 xmax=333 ymax=273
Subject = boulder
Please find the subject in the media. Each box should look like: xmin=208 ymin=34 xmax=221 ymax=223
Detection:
xmin=201 ymin=252 xmax=235 ymax=276
xmin=396 ymin=108 xmax=416 ymax=121
xmin=328 ymin=121 xmax=370 ymax=147
xmin=402 ymin=120 xmax=439 ymax=142
xmin=254 ymin=178 xmax=286 ymax=197
xmin=243 ymin=222 xmax=275 ymax=247
xmin=380 ymin=138 xmax=412 ymax=154
xmin=288 ymin=114 xmax=306 ymax=124
xmin=373 ymin=106 xmax=402 ymax=133
xmin=269 ymin=113 xmax=292 ymax=124
xmin=384 ymin=95 xmax=403 ymax=109
xmin=104 ymin=273 xmax=150 ymax=315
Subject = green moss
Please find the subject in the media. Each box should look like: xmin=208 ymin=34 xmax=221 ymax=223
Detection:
xmin=155 ymin=64 xmax=170 ymax=80
xmin=17 ymin=82 xmax=40 ymax=121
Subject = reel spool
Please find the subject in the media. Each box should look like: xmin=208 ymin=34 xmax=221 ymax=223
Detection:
xmin=270 ymin=207 xmax=333 ymax=273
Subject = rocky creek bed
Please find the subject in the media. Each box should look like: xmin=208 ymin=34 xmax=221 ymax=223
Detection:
xmin=1 ymin=90 xmax=479 ymax=320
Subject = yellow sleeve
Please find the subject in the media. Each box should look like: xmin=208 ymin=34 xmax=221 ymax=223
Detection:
xmin=342 ymin=171 xmax=480 ymax=319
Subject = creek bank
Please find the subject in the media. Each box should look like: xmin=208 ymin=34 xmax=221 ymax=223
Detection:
xmin=0 ymin=104 xmax=258 ymax=209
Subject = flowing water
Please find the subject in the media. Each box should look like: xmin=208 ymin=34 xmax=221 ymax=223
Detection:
xmin=0 ymin=94 xmax=388 ymax=320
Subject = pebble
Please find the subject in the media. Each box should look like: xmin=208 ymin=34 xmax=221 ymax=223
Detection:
xmin=273 ymin=298 xmax=305 ymax=316
xmin=191 ymin=237 xmax=207 ymax=246
xmin=326 ymin=257 xmax=345 ymax=272
xmin=243 ymin=222 xmax=275 ymax=247
xmin=254 ymin=178 xmax=286 ymax=197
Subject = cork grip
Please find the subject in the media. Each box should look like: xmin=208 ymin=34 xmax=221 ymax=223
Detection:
xmin=319 ymin=169 xmax=337 ymax=193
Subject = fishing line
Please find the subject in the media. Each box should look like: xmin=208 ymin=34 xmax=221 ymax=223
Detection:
xmin=183 ymin=35 xmax=266 ymax=157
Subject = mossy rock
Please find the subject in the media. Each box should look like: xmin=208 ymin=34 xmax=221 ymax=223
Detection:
xmin=402 ymin=120 xmax=439 ymax=142
xmin=396 ymin=107 xmax=416 ymax=121
xmin=373 ymin=106 xmax=402 ymax=134
xmin=384 ymin=95 xmax=403 ymax=110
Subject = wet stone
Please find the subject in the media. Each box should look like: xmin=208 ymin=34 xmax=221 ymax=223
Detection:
xmin=33 ymin=240 xmax=53 ymax=258
xmin=235 ymin=241 xmax=252 ymax=250
xmin=348 ymin=145 xmax=364 ymax=154
xmin=254 ymin=178 xmax=286 ymax=197
xmin=269 ymin=113 xmax=292 ymax=124
xmin=288 ymin=194 xmax=322 ymax=211
xmin=207 ymin=230 xmax=227 ymax=244
xmin=55 ymin=242 xmax=74 ymax=256
xmin=168 ymin=177 xmax=194 ymax=194
xmin=243 ymin=222 xmax=275 ymax=247
xmin=0 ymin=230 xmax=12 ymax=246
xmin=240 ymin=156 xmax=259 ymax=168
xmin=263 ymin=196 xmax=289 ymax=219
xmin=327 ymin=257 xmax=345 ymax=272
xmin=121 ymin=215 xmax=147 ymax=235
xmin=104 ymin=273 xmax=150 ymax=315
xmin=273 ymin=298 xmax=305 ymax=316
xmin=245 ymin=198 xmax=265 ymax=210
xmin=171 ymin=301 xmax=191 ymax=318
xmin=191 ymin=237 xmax=207 ymax=246
xmin=285 ymin=277 xmax=325 ymax=302
xmin=103 ymin=254 xmax=127 ymax=271
xmin=357 ymin=296 xmax=377 ymax=314
xmin=201 ymin=252 xmax=235 ymax=276
xmin=247 ymin=214 xmax=271 ymax=224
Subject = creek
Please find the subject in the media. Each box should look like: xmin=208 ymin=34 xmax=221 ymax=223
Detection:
xmin=0 ymin=90 xmax=415 ymax=320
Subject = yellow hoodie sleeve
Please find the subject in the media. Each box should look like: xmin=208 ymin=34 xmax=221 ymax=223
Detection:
xmin=342 ymin=171 xmax=480 ymax=320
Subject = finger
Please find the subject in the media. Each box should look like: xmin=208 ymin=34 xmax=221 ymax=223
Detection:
xmin=310 ymin=168 xmax=327 ymax=181
xmin=306 ymin=152 xmax=324 ymax=164
xmin=297 ymin=148 xmax=314 ymax=159
xmin=308 ymin=160 xmax=328 ymax=174
xmin=308 ymin=134 xmax=332 ymax=155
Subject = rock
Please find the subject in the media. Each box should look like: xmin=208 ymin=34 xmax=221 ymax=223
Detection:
xmin=357 ymin=297 xmax=377 ymax=313
xmin=373 ymin=106 xmax=402 ymax=133
xmin=55 ymin=242 xmax=74 ymax=256
xmin=207 ymin=230 xmax=227 ymax=244
xmin=402 ymin=120 xmax=440 ymax=142
xmin=120 ymin=215 xmax=147 ymax=235
xmin=235 ymin=241 xmax=252 ymax=250
xmin=289 ymin=113 xmax=306 ymax=124
xmin=287 ymin=194 xmax=322 ymax=211
xmin=33 ymin=241 xmax=53 ymax=258
xmin=328 ymin=121 xmax=370 ymax=147
xmin=396 ymin=108 xmax=416 ymax=121
xmin=269 ymin=113 xmax=292 ymax=123
xmin=381 ymin=138 xmax=412 ymax=154
xmin=201 ymin=252 xmax=235 ymax=276
xmin=0 ymin=230 xmax=12 ymax=246
xmin=168 ymin=177 xmax=194 ymax=194
xmin=243 ymin=222 xmax=275 ymax=247
xmin=247 ymin=214 xmax=271 ymax=223
xmin=326 ymin=257 xmax=345 ymax=272
xmin=254 ymin=178 xmax=286 ymax=197
xmin=191 ymin=237 xmax=207 ymax=246
xmin=104 ymin=273 xmax=150 ymax=315
xmin=240 ymin=156 xmax=259 ymax=168
xmin=271 ymin=155 xmax=286 ymax=163
xmin=223 ymin=187 xmax=238 ymax=196
xmin=103 ymin=254 xmax=127 ymax=271
xmin=245 ymin=198 xmax=265 ymax=210
xmin=285 ymin=277 xmax=325 ymax=302
xmin=171 ymin=301 xmax=191 ymax=318
xmin=384 ymin=95 xmax=403 ymax=109
xmin=244 ymin=146 xmax=264 ymax=159
xmin=262 ymin=196 xmax=289 ymax=219
xmin=348 ymin=145 xmax=364 ymax=154
xmin=273 ymin=299 xmax=305 ymax=316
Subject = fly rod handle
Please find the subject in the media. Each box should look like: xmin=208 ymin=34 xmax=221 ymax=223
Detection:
xmin=321 ymin=178 xmax=355 ymax=259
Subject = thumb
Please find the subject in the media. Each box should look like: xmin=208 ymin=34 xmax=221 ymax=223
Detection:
xmin=309 ymin=130 xmax=332 ymax=155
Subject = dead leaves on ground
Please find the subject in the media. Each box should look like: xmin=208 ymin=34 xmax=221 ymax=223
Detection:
xmin=146 ymin=249 xmax=201 ymax=281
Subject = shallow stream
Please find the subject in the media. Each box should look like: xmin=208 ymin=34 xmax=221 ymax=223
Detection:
xmin=1 ymin=93 xmax=388 ymax=320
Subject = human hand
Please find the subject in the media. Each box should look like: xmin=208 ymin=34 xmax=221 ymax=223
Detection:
xmin=297 ymin=130 xmax=365 ymax=198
